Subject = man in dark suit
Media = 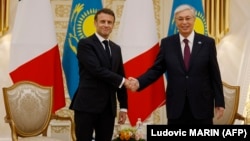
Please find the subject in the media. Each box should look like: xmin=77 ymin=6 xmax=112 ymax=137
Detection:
xmin=70 ymin=8 xmax=129 ymax=141
xmin=127 ymin=4 xmax=225 ymax=124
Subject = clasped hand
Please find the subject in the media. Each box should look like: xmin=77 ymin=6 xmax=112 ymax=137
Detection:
xmin=124 ymin=77 xmax=139 ymax=92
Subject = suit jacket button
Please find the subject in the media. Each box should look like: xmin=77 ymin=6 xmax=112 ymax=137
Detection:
xmin=185 ymin=75 xmax=189 ymax=79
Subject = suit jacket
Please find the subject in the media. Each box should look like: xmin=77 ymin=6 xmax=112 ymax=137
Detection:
xmin=70 ymin=34 xmax=128 ymax=116
xmin=138 ymin=32 xmax=225 ymax=119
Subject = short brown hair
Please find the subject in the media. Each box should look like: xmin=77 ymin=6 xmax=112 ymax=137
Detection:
xmin=94 ymin=8 xmax=116 ymax=22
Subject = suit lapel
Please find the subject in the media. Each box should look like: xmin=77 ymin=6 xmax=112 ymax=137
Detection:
xmin=173 ymin=35 xmax=187 ymax=71
xmin=189 ymin=33 xmax=204 ymax=69
xmin=92 ymin=34 xmax=112 ymax=67
xmin=109 ymin=41 xmax=118 ymax=69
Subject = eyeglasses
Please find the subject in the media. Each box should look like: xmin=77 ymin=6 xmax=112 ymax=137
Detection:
xmin=175 ymin=17 xmax=194 ymax=22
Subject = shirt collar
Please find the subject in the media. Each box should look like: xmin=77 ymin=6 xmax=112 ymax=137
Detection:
xmin=179 ymin=31 xmax=194 ymax=44
xmin=95 ymin=32 xmax=109 ymax=43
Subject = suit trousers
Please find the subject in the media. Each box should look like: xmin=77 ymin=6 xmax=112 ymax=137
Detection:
xmin=74 ymin=103 xmax=115 ymax=141
xmin=168 ymin=97 xmax=213 ymax=125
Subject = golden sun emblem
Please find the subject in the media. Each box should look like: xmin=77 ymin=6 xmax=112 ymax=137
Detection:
xmin=77 ymin=9 xmax=98 ymax=39
xmin=66 ymin=5 xmax=99 ymax=54
xmin=194 ymin=11 xmax=208 ymax=35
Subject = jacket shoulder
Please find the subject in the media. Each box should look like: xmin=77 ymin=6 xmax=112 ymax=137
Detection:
xmin=195 ymin=32 xmax=215 ymax=42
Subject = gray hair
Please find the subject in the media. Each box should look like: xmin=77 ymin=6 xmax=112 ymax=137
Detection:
xmin=174 ymin=4 xmax=196 ymax=18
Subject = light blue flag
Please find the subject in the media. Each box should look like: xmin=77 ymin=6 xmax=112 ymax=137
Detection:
xmin=165 ymin=0 xmax=208 ymax=79
xmin=62 ymin=0 xmax=103 ymax=99
xmin=167 ymin=0 xmax=208 ymax=36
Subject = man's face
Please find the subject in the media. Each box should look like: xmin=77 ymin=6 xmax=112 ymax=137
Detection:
xmin=175 ymin=9 xmax=195 ymax=37
xmin=94 ymin=13 xmax=114 ymax=39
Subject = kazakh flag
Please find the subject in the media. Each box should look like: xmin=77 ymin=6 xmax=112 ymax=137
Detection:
xmin=62 ymin=0 xmax=103 ymax=99
xmin=167 ymin=0 xmax=208 ymax=36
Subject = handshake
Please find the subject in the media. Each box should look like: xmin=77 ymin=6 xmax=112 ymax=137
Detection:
xmin=124 ymin=77 xmax=139 ymax=92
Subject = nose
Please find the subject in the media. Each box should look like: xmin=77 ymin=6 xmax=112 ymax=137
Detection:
xmin=104 ymin=22 xmax=109 ymax=26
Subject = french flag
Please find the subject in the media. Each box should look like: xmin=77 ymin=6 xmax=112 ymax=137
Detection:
xmin=9 ymin=0 xmax=65 ymax=112
xmin=116 ymin=0 xmax=166 ymax=126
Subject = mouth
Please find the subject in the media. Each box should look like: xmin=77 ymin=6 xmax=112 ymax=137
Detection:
xmin=181 ymin=26 xmax=189 ymax=30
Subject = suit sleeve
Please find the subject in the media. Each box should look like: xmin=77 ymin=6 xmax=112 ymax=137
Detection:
xmin=137 ymin=40 xmax=167 ymax=91
xmin=209 ymin=38 xmax=225 ymax=108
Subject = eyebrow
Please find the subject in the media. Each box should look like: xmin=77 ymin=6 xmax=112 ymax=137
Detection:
xmin=176 ymin=16 xmax=193 ymax=18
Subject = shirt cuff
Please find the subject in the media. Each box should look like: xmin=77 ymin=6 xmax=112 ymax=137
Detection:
xmin=119 ymin=77 xmax=125 ymax=88
xmin=120 ymin=108 xmax=127 ymax=112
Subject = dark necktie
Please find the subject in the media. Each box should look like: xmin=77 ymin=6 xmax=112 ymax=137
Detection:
xmin=183 ymin=39 xmax=190 ymax=70
xmin=103 ymin=40 xmax=111 ymax=59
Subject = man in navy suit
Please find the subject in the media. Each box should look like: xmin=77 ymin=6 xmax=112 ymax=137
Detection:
xmin=127 ymin=4 xmax=225 ymax=125
xmin=70 ymin=8 xmax=129 ymax=141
